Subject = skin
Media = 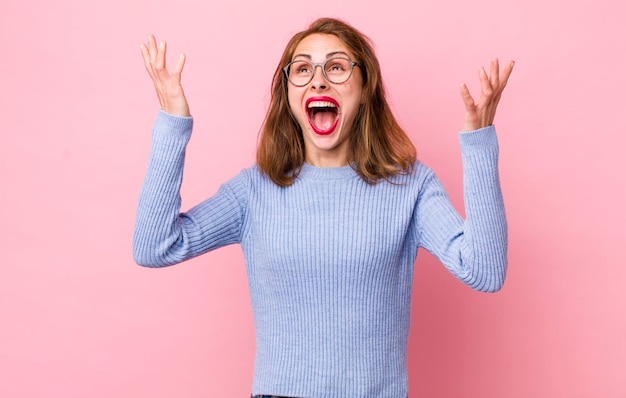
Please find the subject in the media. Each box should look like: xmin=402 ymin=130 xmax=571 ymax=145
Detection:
xmin=140 ymin=36 xmax=189 ymax=117
xmin=460 ymin=58 xmax=515 ymax=132
xmin=287 ymin=33 xmax=364 ymax=167
xmin=139 ymin=33 xmax=514 ymax=156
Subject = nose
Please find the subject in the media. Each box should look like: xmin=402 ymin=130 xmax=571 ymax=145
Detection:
xmin=310 ymin=64 xmax=328 ymax=90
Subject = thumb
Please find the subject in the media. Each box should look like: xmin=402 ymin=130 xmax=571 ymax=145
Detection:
xmin=172 ymin=53 xmax=186 ymax=79
xmin=459 ymin=83 xmax=476 ymax=111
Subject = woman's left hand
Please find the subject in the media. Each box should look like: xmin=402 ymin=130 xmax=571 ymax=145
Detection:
xmin=460 ymin=59 xmax=514 ymax=132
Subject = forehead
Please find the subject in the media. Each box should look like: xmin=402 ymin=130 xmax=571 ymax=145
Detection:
xmin=292 ymin=33 xmax=353 ymax=60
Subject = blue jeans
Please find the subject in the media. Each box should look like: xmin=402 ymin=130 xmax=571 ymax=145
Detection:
xmin=251 ymin=396 xmax=296 ymax=398
xmin=251 ymin=396 xmax=298 ymax=398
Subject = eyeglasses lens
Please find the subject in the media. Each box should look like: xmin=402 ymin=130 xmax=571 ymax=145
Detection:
xmin=287 ymin=58 xmax=353 ymax=86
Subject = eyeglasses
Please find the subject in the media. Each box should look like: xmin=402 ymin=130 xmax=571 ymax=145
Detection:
xmin=283 ymin=57 xmax=359 ymax=87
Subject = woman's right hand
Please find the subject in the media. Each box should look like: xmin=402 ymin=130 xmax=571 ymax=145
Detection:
xmin=140 ymin=35 xmax=190 ymax=117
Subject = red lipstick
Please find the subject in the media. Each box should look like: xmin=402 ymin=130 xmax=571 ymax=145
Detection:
xmin=305 ymin=96 xmax=340 ymax=135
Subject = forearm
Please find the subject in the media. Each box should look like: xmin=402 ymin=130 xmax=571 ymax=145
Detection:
xmin=457 ymin=125 xmax=507 ymax=291
xmin=416 ymin=125 xmax=507 ymax=292
xmin=133 ymin=111 xmax=193 ymax=267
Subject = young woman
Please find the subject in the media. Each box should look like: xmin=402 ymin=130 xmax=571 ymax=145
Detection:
xmin=134 ymin=17 xmax=514 ymax=398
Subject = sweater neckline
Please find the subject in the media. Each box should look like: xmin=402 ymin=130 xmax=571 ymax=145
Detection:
xmin=298 ymin=162 xmax=357 ymax=180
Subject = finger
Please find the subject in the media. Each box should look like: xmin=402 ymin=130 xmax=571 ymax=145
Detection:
xmin=155 ymin=40 xmax=167 ymax=72
xmin=172 ymin=53 xmax=186 ymax=78
xmin=490 ymin=58 xmax=499 ymax=89
xmin=491 ymin=60 xmax=515 ymax=108
xmin=498 ymin=60 xmax=515 ymax=90
xmin=479 ymin=66 xmax=493 ymax=99
xmin=147 ymin=35 xmax=158 ymax=67
xmin=139 ymin=43 xmax=152 ymax=72
xmin=459 ymin=83 xmax=476 ymax=110
xmin=460 ymin=84 xmax=481 ymax=131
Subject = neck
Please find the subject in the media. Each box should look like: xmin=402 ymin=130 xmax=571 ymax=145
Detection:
xmin=304 ymin=149 xmax=350 ymax=168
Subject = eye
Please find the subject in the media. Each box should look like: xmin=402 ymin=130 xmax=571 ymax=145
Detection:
xmin=292 ymin=61 xmax=311 ymax=75
xmin=326 ymin=59 xmax=348 ymax=73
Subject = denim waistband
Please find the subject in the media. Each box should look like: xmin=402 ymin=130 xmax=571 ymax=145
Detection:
xmin=252 ymin=395 xmax=298 ymax=398
xmin=251 ymin=395 xmax=298 ymax=398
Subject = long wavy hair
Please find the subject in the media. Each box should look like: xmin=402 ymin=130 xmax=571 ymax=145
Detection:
xmin=257 ymin=18 xmax=416 ymax=186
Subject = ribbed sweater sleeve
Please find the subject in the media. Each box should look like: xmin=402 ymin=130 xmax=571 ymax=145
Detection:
xmin=132 ymin=111 xmax=244 ymax=267
xmin=415 ymin=125 xmax=507 ymax=292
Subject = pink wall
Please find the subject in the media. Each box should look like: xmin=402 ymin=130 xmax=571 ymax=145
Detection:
xmin=1 ymin=0 xmax=624 ymax=397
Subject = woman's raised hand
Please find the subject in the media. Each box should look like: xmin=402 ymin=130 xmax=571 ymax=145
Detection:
xmin=459 ymin=59 xmax=514 ymax=132
xmin=140 ymin=35 xmax=190 ymax=117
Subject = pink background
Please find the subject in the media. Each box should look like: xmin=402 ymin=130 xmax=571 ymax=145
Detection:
xmin=1 ymin=0 xmax=624 ymax=397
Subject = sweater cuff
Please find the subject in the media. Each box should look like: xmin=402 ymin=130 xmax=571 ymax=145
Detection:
xmin=458 ymin=124 xmax=497 ymax=148
xmin=153 ymin=110 xmax=194 ymax=141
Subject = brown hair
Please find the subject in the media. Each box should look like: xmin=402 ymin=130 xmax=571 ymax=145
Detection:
xmin=257 ymin=17 xmax=416 ymax=186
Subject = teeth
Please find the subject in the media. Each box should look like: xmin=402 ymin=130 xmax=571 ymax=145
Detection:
xmin=308 ymin=101 xmax=337 ymax=109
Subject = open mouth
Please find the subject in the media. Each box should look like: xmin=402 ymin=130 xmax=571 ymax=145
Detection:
xmin=306 ymin=96 xmax=340 ymax=135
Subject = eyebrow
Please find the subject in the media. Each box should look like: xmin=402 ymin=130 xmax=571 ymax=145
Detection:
xmin=292 ymin=51 xmax=351 ymax=60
